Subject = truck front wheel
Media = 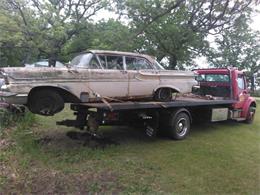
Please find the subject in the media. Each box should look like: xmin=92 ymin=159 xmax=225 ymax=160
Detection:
xmin=245 ymin=106 xmax=256 ymax=124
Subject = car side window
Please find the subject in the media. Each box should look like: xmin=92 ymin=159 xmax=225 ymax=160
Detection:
xmin=97 ymin=55 xmax=123 ymax=70
xmin=89 ymin=57 xmax=100 ymax=69
xmin=98 ymin=55 xmax=106 ymax=68
xmin=107 ymin=56 xmax=123 ymax=70
xmin=126 ymin=57 xmax=153 ymax=70
xmin=71 ymin=53 xmax=101 ymax=69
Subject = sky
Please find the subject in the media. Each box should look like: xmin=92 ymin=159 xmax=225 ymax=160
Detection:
xmin=251 ymin=6 xmax=260 ymax=31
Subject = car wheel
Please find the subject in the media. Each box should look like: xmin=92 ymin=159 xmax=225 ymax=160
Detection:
xmin=154 ymin=88 xmax=173 ymax=101
xmin=163 ymin=111 xmax=190 ymax=140
xmin=28 ymin=89 xmax=64 ymax=116
xmin=245 ymin=106 xmax=256 ymax=124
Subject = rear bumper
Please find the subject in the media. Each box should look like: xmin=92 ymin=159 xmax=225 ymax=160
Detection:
xmin=0 ymin=91 xmax=28 ymax=105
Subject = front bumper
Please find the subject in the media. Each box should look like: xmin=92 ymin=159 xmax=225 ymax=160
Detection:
xmin=0 ymin=91 xmax=28 ymax=105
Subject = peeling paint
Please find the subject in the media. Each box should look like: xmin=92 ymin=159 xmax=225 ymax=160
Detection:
xmin=0 ymin=51 xmax=197 ymax=105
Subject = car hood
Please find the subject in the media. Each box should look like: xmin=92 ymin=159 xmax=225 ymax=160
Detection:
xmin=0 ymin=67 xmax=84 ymax=81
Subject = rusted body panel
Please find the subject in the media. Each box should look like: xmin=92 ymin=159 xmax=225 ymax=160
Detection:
xmin=0 ymin=50 xmax=197 ymax=106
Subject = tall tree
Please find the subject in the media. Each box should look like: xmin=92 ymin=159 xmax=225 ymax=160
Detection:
xmin=115 ymin=0 xmax=254 ymax=69
xmin=0 ymin=0 xmax=107 ymax=66
xmin=206 ymin=13 xmax=260 ymax=91
xmin=61 ymin=19 xmax=143 ymax=62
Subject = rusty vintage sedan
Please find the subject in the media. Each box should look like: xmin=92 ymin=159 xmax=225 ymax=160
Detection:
xmin=0 ymin=50 xmax=197 ymax=115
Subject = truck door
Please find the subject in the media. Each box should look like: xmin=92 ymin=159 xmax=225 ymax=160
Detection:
xmin=235 ymin=74 xmax=249 ymax=108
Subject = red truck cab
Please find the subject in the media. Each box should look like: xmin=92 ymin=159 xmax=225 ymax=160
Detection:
xmin=195 ymin=68 xmax=256 ymax=123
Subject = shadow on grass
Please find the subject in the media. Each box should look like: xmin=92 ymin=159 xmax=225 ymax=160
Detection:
xmin=35 ymin=125 xmax=157 ymax=150
xmin=32 ymin=119 xmax=246 ymax=152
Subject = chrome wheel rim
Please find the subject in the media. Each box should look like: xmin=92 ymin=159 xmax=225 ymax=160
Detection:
xmin=176 ymin=117 xmax=188 ymax=136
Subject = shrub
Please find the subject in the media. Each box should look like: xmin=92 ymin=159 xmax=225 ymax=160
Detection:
xmin=0 ymin=105 xmax=29 ymax=130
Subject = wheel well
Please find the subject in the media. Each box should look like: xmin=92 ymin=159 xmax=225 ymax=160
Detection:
xmin=28 ymin=86 xmax=80 ymax=103
xmin=250 ymin=102 xmax=256 ymax=108
xmin=154 ymin=87 xmax=180 ymax=94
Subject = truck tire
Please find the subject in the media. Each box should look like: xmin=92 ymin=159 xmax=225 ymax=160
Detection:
xmin=28 ymin=89 xmax=64 ymax=116
xmin=160 ymin=110 xmax=191 ymax=140
xmin=245 ymin=106 xmax=256 ymax=124
xmin=154 ymin=88 xmax=173 ymax=102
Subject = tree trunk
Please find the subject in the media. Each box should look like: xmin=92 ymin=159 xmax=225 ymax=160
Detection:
xmin=48 ymin=54 xmax=57 ymax=67
xmin=169 ymin=55 xmax=177 ymax=70
xmin=250 ymin=75 xmax=255 ymax=92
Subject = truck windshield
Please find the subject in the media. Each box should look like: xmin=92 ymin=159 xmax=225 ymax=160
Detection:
xmin=196 ymin=74 xmax=230 ymax=82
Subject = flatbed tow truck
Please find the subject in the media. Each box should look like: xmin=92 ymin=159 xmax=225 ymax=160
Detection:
xmin=57 ymin=68 xmax=257 ymax=140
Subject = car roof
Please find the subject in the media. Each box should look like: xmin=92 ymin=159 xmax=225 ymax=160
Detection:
xmin=88 ymin=50 xmax=155 ymax=63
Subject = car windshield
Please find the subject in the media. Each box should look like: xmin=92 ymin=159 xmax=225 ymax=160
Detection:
xmin=71 ymin=53 xmax=99 ymax=68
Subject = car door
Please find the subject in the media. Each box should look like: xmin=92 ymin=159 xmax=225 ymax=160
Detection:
xmin=89 ymin=54 xmax=128 ymax=98
xmin=126 ymin=56 xmax=159 ymax=97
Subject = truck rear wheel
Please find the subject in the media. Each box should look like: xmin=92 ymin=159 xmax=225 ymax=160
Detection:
xmin=28 ymin=89 xmax=64 ymax=116
xmin=160 ymin=109 xmax=191 ymax=140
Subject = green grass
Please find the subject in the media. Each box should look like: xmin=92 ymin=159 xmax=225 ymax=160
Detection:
xmin=0 ymin=101 xmax=259 ymax=194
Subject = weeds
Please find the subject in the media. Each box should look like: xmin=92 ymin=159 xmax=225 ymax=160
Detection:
xmin=0 ymin=103 xmax=259 ymax=194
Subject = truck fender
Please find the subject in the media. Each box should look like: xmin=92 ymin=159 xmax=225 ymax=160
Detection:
xmin=241 ymin=97 xmax=257 ymax=118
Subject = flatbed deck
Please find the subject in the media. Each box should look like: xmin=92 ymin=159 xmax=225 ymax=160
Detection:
xmin=71 ymin=97 xmax=237 ymax=111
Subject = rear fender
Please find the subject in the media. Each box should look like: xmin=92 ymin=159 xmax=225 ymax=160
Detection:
xmin=153 ymin=85 xmax=180 ymax=94
xmin=29 ymin=85 xmax=80 ymax=103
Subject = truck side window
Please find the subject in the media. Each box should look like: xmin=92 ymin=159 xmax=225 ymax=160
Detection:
xmin=237 ymin=76 xmax=245 ymax=90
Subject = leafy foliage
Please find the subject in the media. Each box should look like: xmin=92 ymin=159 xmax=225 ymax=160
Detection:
xmin=0 ymin=0 xmax=258 ymax=72
xmin=115 ymin=0 xmax=255 ymax=69
xmin=206 ymin=13 xmax=260 ymax=90
xmin=0 ymin=0 xmax=107 ymax=66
